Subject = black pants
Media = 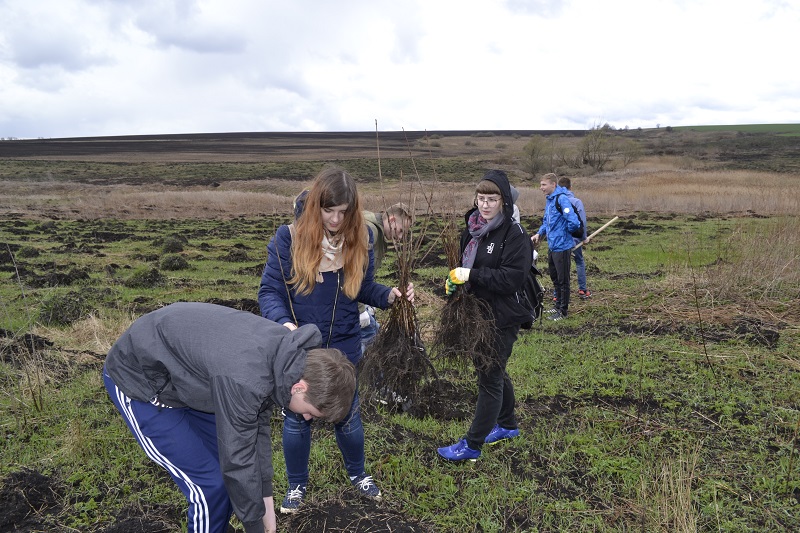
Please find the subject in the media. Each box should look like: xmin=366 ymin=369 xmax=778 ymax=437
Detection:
xmin=466 ymin=324 xmax=519 ymax=450
xmin=548 ymin=249 xmax=571 ymax=316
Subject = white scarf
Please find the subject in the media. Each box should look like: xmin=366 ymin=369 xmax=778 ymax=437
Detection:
xmin=318 ymin=234 xmax=344 ymax=282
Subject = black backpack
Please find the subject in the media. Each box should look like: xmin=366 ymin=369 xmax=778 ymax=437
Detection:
xmin=498 ymin=223 xmax=545 ymax=329
xmin=555 ymin=194 xmax=585 ymax=240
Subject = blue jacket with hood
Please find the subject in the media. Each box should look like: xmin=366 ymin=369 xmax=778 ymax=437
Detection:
xmin=258 ymin=224 xmax=391 ymax=365
xmin=536 ymin=185 xmax=582 ymax=252
xmin=458 ymin=170 xmax=533 ymax=328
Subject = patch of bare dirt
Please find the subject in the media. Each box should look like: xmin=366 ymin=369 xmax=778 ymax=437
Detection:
xmin=97 ymin=504 xmax=182 ymax=533
xmin=0 ymin=468 xmax=62 ymax=532
xmin=0 ymin=329 xmax=53 ymax=363
xmin=205 ymin=297 xmax=261 ymax=316
xmin=283 ymin=491 xmax=433 ymax=532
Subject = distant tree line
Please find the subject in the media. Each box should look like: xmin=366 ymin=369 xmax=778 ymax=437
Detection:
xmin=520 ymin=123 xmax=644 ymax=176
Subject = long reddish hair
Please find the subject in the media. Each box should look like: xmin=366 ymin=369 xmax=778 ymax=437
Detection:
xmin=290 ymin=167 xmax=368 ymax=299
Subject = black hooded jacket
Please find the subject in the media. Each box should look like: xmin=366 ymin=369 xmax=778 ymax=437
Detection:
xmin=459 ymin=170 xmax=533 ymax=328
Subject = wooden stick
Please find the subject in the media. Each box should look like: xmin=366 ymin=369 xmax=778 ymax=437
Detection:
xmin=571 ymin=215 xmax=619 ymax=251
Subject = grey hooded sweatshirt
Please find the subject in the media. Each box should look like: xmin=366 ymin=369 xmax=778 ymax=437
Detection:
xmin=105 ymin=302 xmax=322 ymax=533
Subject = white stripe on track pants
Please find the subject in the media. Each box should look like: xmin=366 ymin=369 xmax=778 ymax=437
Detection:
xmin=104 ymin=368 xmax=234 ymax=533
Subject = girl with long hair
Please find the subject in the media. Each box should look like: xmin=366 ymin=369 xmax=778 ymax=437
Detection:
xmin=258 ymin=166 xmax=413 ymax=513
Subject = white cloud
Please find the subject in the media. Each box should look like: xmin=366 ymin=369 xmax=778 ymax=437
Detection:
xmin=0 ymin=0 xmax=798 ymax=138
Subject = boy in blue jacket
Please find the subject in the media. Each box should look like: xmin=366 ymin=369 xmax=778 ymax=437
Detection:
xmin=531 ymin=173 xmax=582 ymax=320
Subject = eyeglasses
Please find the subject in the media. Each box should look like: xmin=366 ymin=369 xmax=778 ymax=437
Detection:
xmin=475 ymin=195 xmax=501 ymax=206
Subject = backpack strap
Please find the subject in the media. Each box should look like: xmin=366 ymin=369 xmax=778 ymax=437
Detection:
xmin=275 ymin=224 xmax=298 ymax=326
xmin=495 ymin=221 xmax=526 ymax=269
xmin=555 ymin=193 xmax=568 ymax=213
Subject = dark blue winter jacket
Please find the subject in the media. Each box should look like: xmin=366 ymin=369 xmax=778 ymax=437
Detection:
xmin=258 ymin=226 xmax=391 ymax=365
xmin=536 ymin=185 xmax=582 ymax=252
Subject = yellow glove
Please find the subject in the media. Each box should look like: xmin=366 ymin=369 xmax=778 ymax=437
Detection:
xmin=448 ymin=267 xmax=470 ymax=284
xmin=445 ymin=278 xmax=458 ymax=296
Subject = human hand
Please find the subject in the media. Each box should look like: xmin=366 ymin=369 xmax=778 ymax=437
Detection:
xmin=448 ymin=268 xmax=470 ymax=284
xmin=388 ymin=283 xmax=414 ymax=305
xmin=531 ymin=234 xmax=540 ymax=245
xmin=445 ymin=278 xmax=458 ymax=296
xmin=404 ymin=283 xmax=415 ymax=303
xmin=262 ymin=496 xmax=276 ymax=532
xmin=283 ymin=322 xmax=297 ymax=331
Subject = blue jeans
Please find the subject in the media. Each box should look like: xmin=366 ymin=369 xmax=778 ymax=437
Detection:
xmin=104 ymin=367 xmax=233 ymax=533
xmin=360 ymin=313 xmax=379 ymax=355
xmin=283 ymin=391 xmax=365 ymax=485
xmin=573 ymin=246 xmax=587 ymax=291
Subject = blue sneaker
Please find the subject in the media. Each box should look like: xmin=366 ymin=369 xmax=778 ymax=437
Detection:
xmin=350 ymin=473 xmax=382 ymax=501
xmin=437 ymin=438 xmax=481 ymax=461
xmin=484 ymin=424 xmax=520 ymax=444
xmin=279 ymin=483 xmax=306 ymax=514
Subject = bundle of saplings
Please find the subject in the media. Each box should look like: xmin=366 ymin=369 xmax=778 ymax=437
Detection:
xmin=431 ymin=218 xmax=496 ymax=372
xmin=359 ymin=212 xmax=436 ymax=410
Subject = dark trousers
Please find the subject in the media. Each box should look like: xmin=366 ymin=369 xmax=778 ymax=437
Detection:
xmin=548 ymin=249 xmax=571 ymax=316
xmin=466 ymin=325 xmax=519 ymax=450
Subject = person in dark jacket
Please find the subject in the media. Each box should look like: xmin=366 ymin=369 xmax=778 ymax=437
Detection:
xmin=438 ymin=169 xmax=532 ymax=461
xmin=531 ymin=173 xmax=582 ymax=320
xmin=258 ymin=166 xmax=414 ymax=513
xmin=103 ymin=302 xmax=356 ymax=533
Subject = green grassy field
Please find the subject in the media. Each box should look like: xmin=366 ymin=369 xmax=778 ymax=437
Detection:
xmin=672 ymin=123 xmax=800 ymax=135
xmin=1 ymin=211 xmax=798 ymax=532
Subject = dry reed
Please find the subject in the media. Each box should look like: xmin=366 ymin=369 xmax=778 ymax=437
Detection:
xmin=638 ymin=444 xmax=701 ymax=533
xmin=3 ymin=167 xmax=799 ymax=220
xmin=660 ymin=216 xmax=800 ymax=323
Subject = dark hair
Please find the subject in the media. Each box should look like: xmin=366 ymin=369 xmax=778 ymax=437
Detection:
xmin=301 ymin=348 xmax=356 ymax=423
xmin=475 ymin=180 xmax=502 ymax=196
xmin=558 ymin=176 xmax=572 ymax=189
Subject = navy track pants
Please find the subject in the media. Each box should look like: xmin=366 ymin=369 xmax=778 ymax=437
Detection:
xmin=104 ymin=367 xmax=234 ymax=533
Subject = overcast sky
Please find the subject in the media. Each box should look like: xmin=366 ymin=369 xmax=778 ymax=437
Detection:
xmin=1 ymin=0 xmax=797 ymax=139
